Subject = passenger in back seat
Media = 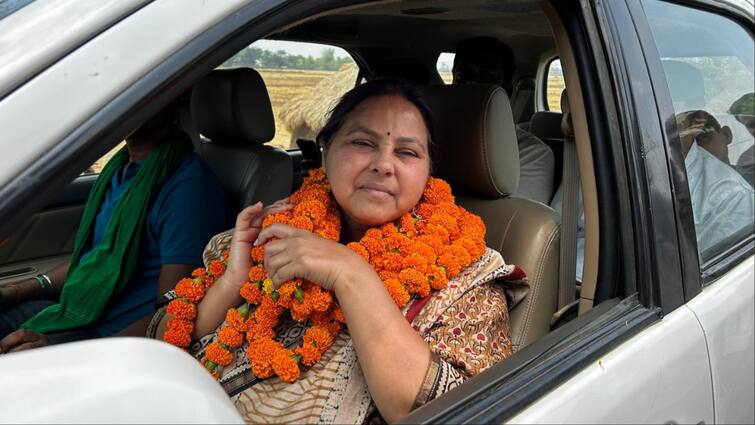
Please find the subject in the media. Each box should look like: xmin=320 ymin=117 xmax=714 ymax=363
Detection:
xmin=0 ymin=101 xmax=231 ymax=352
xmin=453 ymin=36 xmax=555 ymax=204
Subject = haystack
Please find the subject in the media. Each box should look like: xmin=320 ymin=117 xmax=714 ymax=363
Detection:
xmin=278 ymin=63 xmax=359 ymax=148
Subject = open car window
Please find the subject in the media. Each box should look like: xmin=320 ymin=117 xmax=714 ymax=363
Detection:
xmin=219 ymin=39 xmax=357 ymax=150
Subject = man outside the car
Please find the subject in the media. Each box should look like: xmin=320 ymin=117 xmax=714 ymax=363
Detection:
xmin=676 ymin=109 xmax=755 ymax=256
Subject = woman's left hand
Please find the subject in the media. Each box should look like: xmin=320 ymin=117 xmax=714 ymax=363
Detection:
xmin=257 ymin=223 xmax=373 ymax=292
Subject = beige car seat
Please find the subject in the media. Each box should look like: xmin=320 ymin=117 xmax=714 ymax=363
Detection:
xmin=191 ymin=68 xmax=293 ymax=211
xmin=419 ymin=84 xmax=561 ymax=352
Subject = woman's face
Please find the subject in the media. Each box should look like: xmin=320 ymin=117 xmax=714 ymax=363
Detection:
xmin=323 ymin=94 xmax=431 ymax=232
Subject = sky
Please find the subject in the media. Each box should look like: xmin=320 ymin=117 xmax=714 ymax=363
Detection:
xmin=252 ymin=39 xmax=351 ymax=58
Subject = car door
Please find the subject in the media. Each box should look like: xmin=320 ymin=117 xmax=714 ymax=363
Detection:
xmin=0 ymin=175 xmax=93 ymax=286
xmin=0 ymin=0 xmax=150 ymax=287
xmin=499 ymin=1 xmax=716 ymax=422
xmin=509 ymin=0 xmax=754 ymax=423
xmin=638 ymin=1 xmax=755 ymax=423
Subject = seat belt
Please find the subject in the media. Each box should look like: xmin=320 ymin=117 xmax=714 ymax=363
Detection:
xmin=557 ymin=92 xmax=579 ymax=312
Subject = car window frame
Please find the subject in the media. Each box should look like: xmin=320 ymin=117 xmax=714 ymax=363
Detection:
xmin=630 ymin=0 xmax=755 ymax=288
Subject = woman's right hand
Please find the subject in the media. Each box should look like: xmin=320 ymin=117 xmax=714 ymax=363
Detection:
xmin=223 ymin=199 xmax=292 ymax=289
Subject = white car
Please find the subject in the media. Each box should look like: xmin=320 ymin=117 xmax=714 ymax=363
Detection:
xmin=0 ymin=0 xmax=752 ymax=423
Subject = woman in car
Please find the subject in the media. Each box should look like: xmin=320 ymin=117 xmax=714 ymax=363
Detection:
xmin=150 ymin=79 xmax=524 ymax=424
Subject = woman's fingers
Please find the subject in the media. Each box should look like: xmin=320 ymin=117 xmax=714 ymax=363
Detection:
xmin=270 ymin=263 xmax=299 ymax=287
xmin=236 ymin=202 xmax=263 ymax=230
xmin=255 ymin=223 xmax=302 ymax=247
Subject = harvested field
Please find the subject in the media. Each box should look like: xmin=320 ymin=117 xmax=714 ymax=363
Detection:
xmin=547 ymin=76 xmax=565 ymax=111
xmin=259 ymin=68 xmax=342 ymax=149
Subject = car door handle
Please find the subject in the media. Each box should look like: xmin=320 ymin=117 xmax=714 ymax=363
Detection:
xmin=0 ymin=266 xmax=37 ymax=280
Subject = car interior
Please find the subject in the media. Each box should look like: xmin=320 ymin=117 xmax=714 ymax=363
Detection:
xmin=0 ymin=0 xmax=621 ymax=411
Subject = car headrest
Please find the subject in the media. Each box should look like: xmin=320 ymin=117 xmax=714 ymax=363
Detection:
xmin=191 ymin=68 xmax=275 ymax=145
xmin=560 ymin=89 xmax=573 ymax=137
xmin=418 ymin=84 xmax=519 ymax=198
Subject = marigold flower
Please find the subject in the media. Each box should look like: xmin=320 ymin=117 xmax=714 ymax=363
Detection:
xmin=316 ymin=226 xmax=340 ymax=241
xmin=247 ymin=337 xmax=282 ymax=379
xmin=290 ymin=297 xmax=313 ymax=322
xmin=305 ymin=325 xmax=335 ymax=348
xmin=425 ymin=223 xmax=450 ymax=244
xmin=247 ymin=266 xmax=266 ymax=282
xmin=414 ymin=203 xmax=435 ymax=222
xmin=294 ymin=200 xmax=327 ymax=222
xmin=290 ymin=186 xmax=330 ymax=205
xmin=175 ymin=278 xmax=205 ymax=303
xmin=239 ymin=282 xmax=263 ymax=305
xmin=312 ymin=310 xmax=343 ymax=335
xmin=207 ymin=259 xmax=226 ymax=277
xmin=262 ymin=211 xmax=292 ymax=228
xmin=206 ymin=342 xmax=233 ymax=366
xmin=438 ymin=244 xmax=471 ymax=278
xmin=378 ymin=269 xmax=398 ymax=281
xmin=360 ymin=237 xmax=386 ymax=258
xmin=423 ymin=177 xmax=454 ymax=204
xmin=191 ymin=268 xmax=208 ymax=278
xmin=295 ymin=343 xmax=321 ymax=367
xmin=164 ymin=328 xmax=191 ymax=348
xmin=428 ymin=265 xmax=448 ymax=290
xmin=456 ymin=237 xmax=486 ymax=261
xmin=386 ymin=233 xmax=410 ymax=254
xmin=272 ymin=349 xmax=300 ymax=383
xmin=218 ymin=327 xmax=244 ymax=348
xmin=306 ymin=286 xmax=332 ymax=312
xmin=347 ymin=242 xmax=369 ymax=261
xmin=399 ymin=213 xmax=416 ymax=237
xmin=250 ymin=245 xmax=265 ymax=263
xmin=403 ymin=252 xmax=431 ymax=273
xmin=399 ymin=268 xmax=427 ymax=296
xmin=246 ymin=320 xmax=276 ymax=342
xmin=223 ymin=250 xmax=230 ymax=261
xmin=167 ymin=299 xmax=197 ymax=320
xmin=429 ymin=212 xmax=459 ymax=240
xmin=167 ymin=318 xmax=193 ymax=333
xmin=384 ymin=278 xmax=410 ymax=307
xmin=275 ymin=280 xmax=297 ymax=308
xmin=226 ymin=308 xmax=248 ymax=332
xmin=330 ymin=305 xmax=346 ymax=323
xmin=289 ymin=215 xmax=314 ymax=231
xmin=255 ymin=296 xmax=282 ymax=328
xmin=380 ymin=251 xmax=405 ymax=272
xmin=380 ymin=222 xmax=399 ymax=236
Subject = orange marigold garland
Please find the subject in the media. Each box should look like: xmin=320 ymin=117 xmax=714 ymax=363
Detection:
xmin=164 ymin=168 xmax=486 ymax=383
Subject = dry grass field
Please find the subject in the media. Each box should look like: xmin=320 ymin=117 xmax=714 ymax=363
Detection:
xmin=259 ymin=68 xmax=337 ymax=149
xmin=88 ymin=71 xmax=568 ymax=174
xmin=547 ymin=76 xmax=565 ymax=111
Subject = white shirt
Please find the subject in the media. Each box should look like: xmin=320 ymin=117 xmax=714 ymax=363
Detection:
xmin=685 ymin=142 xmax=755 ymax=259
xmin=515 ymin=127 xmax=555 ymax=204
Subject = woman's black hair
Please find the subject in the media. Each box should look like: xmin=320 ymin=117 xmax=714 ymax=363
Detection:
xmin=316 ymin=78 xmax=436 ymax=167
